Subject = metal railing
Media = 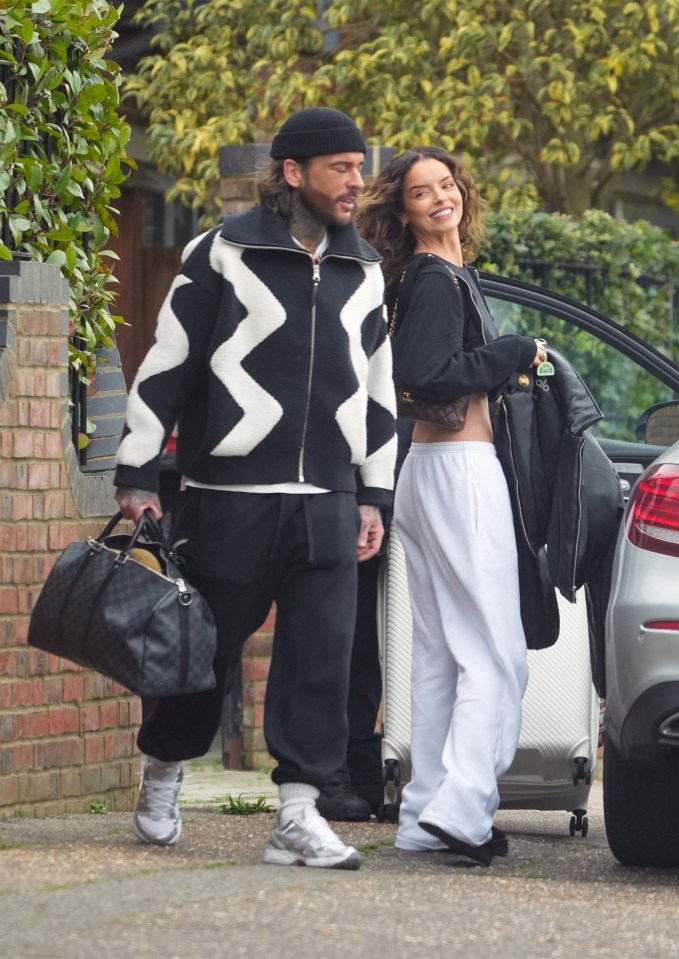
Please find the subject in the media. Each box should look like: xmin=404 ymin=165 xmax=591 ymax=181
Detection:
xmin=515 ymin=257 xmax=679 ymax=317
xmin=513 ymin=258 xmax=679 ymax=359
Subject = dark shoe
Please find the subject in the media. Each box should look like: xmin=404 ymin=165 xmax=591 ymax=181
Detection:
xmin=316 ymin=786 xmax=371 ymax=822
xmin=419 ymin=821 xmax=495 ymax=866
xmin=352 ymin=781 xmax=384 ymax=818
xmin=434 ymin=825 xmax=508 ymax=856
xmin=491 ymin=826 xmax=509 ymax=857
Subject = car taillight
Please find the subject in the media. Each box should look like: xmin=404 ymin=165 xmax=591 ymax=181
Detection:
xmin=164 ymin=434 xmax=177 ymax=455
xmin=626 ymin=464 xmax=679 ymax=558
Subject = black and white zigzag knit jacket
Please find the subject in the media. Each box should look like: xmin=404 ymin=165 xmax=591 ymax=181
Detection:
xmin=114 ymin=206 xmax=397 ymax=508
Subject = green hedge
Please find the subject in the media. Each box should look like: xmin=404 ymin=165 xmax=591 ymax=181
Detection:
xmin=478 ymin=210 xmax=679 ymax=438
xmin=480 ymin=209 xmax=679 ymax=357
xmin=0 ymin=0 xmax=133 ymax=379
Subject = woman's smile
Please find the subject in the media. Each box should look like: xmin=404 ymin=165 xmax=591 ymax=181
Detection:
xmin=401 ymin=157 xmax=465 ymax=259
xmin=430 ymin=207 xmax=455 ymax=221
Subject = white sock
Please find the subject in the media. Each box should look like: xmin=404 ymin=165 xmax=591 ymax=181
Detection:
xmin=278 ymin=782 xmax=320 ymax=823
xmin=146 ymin=756 xmax=182 ymax=782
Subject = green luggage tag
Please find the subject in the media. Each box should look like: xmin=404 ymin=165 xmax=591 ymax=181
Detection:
xmin=537 ymin=360 xmax=555 ymax=377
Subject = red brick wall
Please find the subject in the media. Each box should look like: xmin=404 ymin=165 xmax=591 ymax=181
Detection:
xmin=0 ymin=262 xmax=140 ymax=817
xmin=241 ymin=611 xmax=274 ymax=770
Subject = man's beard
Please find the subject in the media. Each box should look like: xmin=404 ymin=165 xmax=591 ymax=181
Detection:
xmin=298 ymin=182 xmax=355 ymax=227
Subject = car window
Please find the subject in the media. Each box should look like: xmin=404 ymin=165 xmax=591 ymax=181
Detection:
xmin=486 ymin=296 xmax=679 ymax=443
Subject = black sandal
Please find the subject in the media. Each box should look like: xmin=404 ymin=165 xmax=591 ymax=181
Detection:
xmin=420 ymin=821 xmax=495 ymax=866
xmin=491 ymin=826 xmax=509 ymax=857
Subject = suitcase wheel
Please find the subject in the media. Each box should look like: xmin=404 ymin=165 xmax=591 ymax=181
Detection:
xmin=571 ymin=756 xmax=592 ymax=786
xmin=378 ymin=802 xmax=400 ymax=824
xmin=569 ymin=809 xmax=589 ymax=837
xmin=382 ymin=758 xmax=401 ymax=787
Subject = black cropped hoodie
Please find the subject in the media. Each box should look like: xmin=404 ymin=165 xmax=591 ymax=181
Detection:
xmin=390 ymin=253 xmax=537 ymax=401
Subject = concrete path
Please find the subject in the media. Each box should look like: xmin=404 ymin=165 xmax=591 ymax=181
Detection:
xmin=3 ymin=760 xmax=679 ymax=959
xmin=179 ymin=751 xmax=280 ymax=807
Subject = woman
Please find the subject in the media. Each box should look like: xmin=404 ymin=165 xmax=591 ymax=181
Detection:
xmin=357 ymin=147 xmax=547 ymax=866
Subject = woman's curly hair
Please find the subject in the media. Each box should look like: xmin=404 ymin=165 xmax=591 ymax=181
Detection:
xmin=356 ymin=146 xmax=488 ymax=300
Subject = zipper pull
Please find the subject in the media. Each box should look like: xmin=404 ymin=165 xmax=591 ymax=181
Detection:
xmin=311 ymin=255 xmax=320 ymax=306
xmin=176 ymin=579 xmax=192 ymax=606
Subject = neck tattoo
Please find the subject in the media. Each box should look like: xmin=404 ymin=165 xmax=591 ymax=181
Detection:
xmin=289 ymin=199 xmax=325 ymax=253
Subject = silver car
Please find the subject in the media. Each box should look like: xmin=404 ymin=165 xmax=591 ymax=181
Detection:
xmin=478 ymin=275 xmax=679 ymax=866
xmin=604 ymin=421 xmax=679 ymax=867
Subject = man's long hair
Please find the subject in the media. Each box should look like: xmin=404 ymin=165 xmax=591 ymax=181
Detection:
xmin=257 ymin=158 xmax=310 ymax=221
xmin=356 ymin=146 xmax=488 ymax=300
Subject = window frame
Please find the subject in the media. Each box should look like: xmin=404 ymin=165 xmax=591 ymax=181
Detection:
xmin=478 ymin=272 xmax=679 ymax=394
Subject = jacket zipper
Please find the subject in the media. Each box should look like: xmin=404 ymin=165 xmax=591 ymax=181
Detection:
xmin=219 ymin=238 xmax=378 ymax=482
xmin=452 ymin=267 xmax=487 ymax=346
xmin=298 ymin=254 xmax=320 ymax=482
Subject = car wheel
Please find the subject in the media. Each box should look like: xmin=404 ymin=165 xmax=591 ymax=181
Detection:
xmin=603 ymin=736 xmax=679 ymax=867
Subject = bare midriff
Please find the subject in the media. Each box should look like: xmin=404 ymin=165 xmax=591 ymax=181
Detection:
xmin=412 ymin=393 xmax=493 ymax=444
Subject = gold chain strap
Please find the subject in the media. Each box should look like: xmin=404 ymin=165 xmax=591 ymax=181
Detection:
xmin=388 ymin=271 xmax=405 ymax=338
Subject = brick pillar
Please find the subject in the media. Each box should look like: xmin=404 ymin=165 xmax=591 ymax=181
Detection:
xmin=240 ymin=610 xmax=274 ymax=770
xmin=218 ymin=145 xmax=274 ymax=771
xmin=218 ymin=144 xmax=270 ymax=214
xmin=216 ymin=143 xmax=394 ymax=772
xmin=0 ymin=261 xmax=140 ymax=817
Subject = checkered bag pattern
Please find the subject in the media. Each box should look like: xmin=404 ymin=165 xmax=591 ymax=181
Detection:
xmin=394 ymin=378 xmax=469 ymax=430
xmin=28 ymin=514 xmax=217 ymax=698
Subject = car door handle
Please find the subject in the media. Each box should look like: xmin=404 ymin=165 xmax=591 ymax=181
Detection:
xmin=612 ymin=462 xmax=645 ymax=501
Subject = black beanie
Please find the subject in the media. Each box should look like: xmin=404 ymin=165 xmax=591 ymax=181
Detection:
xmin=270 ymin=107 xmax=366 ymax=160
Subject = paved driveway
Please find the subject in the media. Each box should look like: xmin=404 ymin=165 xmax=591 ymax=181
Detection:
xmin=3 ymin=764 xmax=679 ymax=959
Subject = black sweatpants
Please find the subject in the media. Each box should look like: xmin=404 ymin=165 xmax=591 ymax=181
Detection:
xmin=137 ymin=488 xmax=360 ymax=788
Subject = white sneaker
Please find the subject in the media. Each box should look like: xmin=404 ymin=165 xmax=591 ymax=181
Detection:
xmin=264 ymin=804 xmax=361 ymax=869
xmin=133 ymin=758 xmax=184 ymax=845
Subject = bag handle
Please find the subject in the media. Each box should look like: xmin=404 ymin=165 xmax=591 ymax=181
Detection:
xmin=93 ymin=510 xmax=173 ymax=561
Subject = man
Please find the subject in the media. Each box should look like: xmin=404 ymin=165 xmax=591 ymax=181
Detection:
xmin=114 ymin=107 xmax=397 ymax=871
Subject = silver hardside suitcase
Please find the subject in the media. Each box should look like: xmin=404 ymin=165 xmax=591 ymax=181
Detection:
xmin=377 ymin=526 xmax=600 ymax=835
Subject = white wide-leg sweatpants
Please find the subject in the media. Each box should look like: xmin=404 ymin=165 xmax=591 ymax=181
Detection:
xmin=394 ymin=441 xmax=528 ymax=851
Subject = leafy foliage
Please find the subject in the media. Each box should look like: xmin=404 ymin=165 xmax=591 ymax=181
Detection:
xmin=0 ymin=0 xmax=134 ymax=378
xmin=481 ymin=209 xmax=679 ymax=351
xmin=479 ymin=211 xmax=679 ymax=436
xmin=127 ymin=0 xmax=679 ymax=216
